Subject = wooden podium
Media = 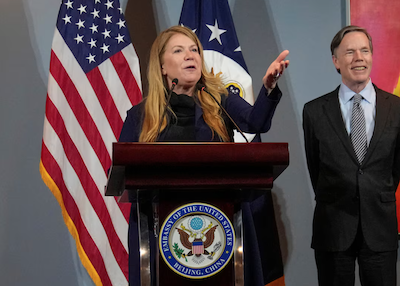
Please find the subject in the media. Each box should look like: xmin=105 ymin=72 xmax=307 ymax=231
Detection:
xmin=106 ymin=142 xmax=289 ymax=286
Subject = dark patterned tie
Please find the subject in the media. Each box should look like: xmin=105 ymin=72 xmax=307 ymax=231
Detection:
xmin=350 ymin=94 xmax=367 ymax=163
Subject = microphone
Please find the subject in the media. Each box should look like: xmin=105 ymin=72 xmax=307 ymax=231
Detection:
xmin=197 ymin=83 xmax=249 ymax=143
xmin=156 ymin=78 xmax=178 ymax=141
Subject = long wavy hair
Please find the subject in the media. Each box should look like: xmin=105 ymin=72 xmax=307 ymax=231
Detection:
xmin=139 ymin=25 xmax=230 ymax=142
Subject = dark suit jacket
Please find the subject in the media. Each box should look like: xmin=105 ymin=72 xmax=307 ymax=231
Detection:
xmin=303 ymin=85 xmax=400 ymax=252
xmin=119 ymin=85 xmax=282 ymax=142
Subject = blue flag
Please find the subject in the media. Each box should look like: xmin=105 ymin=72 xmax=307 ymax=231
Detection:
xmin=179 ymin=0 xmax=253 ymax=104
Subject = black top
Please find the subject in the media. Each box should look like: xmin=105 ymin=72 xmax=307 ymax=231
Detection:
xmin=160 ymin=92 xmax=196 ymax=141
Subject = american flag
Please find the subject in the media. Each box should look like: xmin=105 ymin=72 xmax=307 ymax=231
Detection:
xmin=40 ymin=0 xmax=141 ymax=285
xmin=179 ymin=0 xmax=256 ymax=142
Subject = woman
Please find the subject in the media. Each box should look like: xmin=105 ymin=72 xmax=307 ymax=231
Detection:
xmin=119 ymin=25 xmax=289 ymax=143
xmin=119 ymin=25 xmax=289 ymax=285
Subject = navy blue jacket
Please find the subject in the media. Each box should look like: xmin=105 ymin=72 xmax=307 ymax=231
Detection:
xmin=119 ymin=85 xmax=282 ymax=142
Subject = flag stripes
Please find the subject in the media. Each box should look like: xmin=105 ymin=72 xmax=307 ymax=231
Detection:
xmin=40 ymin=155 xmax=118 ymax=286
xmin=86 ymin=66 xmax=124 ymax=140
xmin=40 ymin=153 xmax=108 ymax=286
xmin=43 ymin=98 xmax=128 ymax=273
xmin=48 ymin=37 xmax=132 ymax=224
xmin=51 ymin=29 xmax=118 ymax=156
xmin=44 ymin=94 xmax=129 ymax=257
xmin=41 ymin=1 xmax=142 ymax=284
xmin=42 ymin=89 xmax=129 ymax=284
xmin=109 ymin=50 xmax=142 ymax=105
xmin=49 ymin=51 xmax=112 ymax=172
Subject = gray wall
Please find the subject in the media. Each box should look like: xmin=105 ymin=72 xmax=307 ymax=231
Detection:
xmin=1 ymin=0 xmax=397 ymax=285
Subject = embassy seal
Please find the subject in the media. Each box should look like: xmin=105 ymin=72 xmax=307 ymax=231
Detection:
xmin=159 ymin=202 xmax=235 ymax=279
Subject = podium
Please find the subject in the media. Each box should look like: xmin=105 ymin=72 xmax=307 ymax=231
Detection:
xmin=106 ymin=142 xmax=289 ymax=286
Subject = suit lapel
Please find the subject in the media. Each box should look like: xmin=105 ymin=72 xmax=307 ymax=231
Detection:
xmin=363 ymin=87 xmax=391 ymax=164
xmin=323 ymin=88 xmax=359 ymax=164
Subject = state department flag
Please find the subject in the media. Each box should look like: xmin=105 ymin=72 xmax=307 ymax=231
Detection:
xmin=40 ymin=0 xmax=142 ymax=285
xmin=179 ymin=0 xmax=256 ymax=142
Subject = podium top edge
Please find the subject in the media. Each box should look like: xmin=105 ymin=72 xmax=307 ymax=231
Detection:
xmin=111 ymin=142 xmax=289 ymax=167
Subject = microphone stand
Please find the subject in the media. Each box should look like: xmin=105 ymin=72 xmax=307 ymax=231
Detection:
xmin=197 ymin=84 xmax=249 ymax=143
xmin=156 ymin=78 xmax=178 ymax=141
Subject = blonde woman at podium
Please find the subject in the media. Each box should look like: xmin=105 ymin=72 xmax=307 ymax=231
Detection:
xmin=118 ymin=25 xmax=289 ymax=286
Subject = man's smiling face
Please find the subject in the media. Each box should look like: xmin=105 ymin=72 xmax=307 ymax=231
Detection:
xmin=332 ymin=31 xmax=373 ymax=92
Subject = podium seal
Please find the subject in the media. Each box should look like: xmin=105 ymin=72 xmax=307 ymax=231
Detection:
xmin=159 ymin=202 xmax=235 ymax=279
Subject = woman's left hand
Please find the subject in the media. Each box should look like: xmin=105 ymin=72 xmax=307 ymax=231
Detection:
xmin=263 ymin=50 xmax=290 ymax=93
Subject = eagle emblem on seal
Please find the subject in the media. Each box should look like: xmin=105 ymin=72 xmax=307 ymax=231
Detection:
xmin=177 ymin=225 xmax=218 ymax=256
xmin=173 ymin=215 xmax=222 ymax=263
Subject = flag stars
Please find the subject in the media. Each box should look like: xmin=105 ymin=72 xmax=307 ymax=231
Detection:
xmin=86 ymin=53 xmax=96 ymax=63
xmin=88 ymin=38 xmax=97 ymax=48
xmin=91 ymin=8 xmax=100 ymax=19
xmin=77 ymin=4 xmax=87 ymax=14
xmin=115 ymin=33 xmax=125 ymax=43
xmin=74 ymin=34 xmax=84 ymax=44
xmin=102 ymin=29 xmax=111 ymax=39
xmin=64 ymin=0 xmax=73 ymax=9
xmin=206 ymin=19 xmax=227 ymax=45
xmin=75 ymin=19 xmax=85 ymax=29
xmin=57 ymin=0 xmax=132 ymax=70
xmin=105 ymin=0 xmax=114 ymax=9
xmin=62 ymin=14 xmax=72 ymax=24
xmin=100 ymin=43 xmax=110 ymax=53
xmin=103 ymin=14 xmax=112 ymax=24
xmin=116 ymin=19 xmax=125 ymax=29
xmin=89 ymin=23 xmax=98 ymax=33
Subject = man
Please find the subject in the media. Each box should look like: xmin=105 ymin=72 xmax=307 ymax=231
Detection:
xmin=303 ymin=25 xmax=400 ymax=286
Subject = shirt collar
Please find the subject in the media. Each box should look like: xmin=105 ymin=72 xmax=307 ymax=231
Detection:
xmin=339 ymin=79 xmax=375 ymax=104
